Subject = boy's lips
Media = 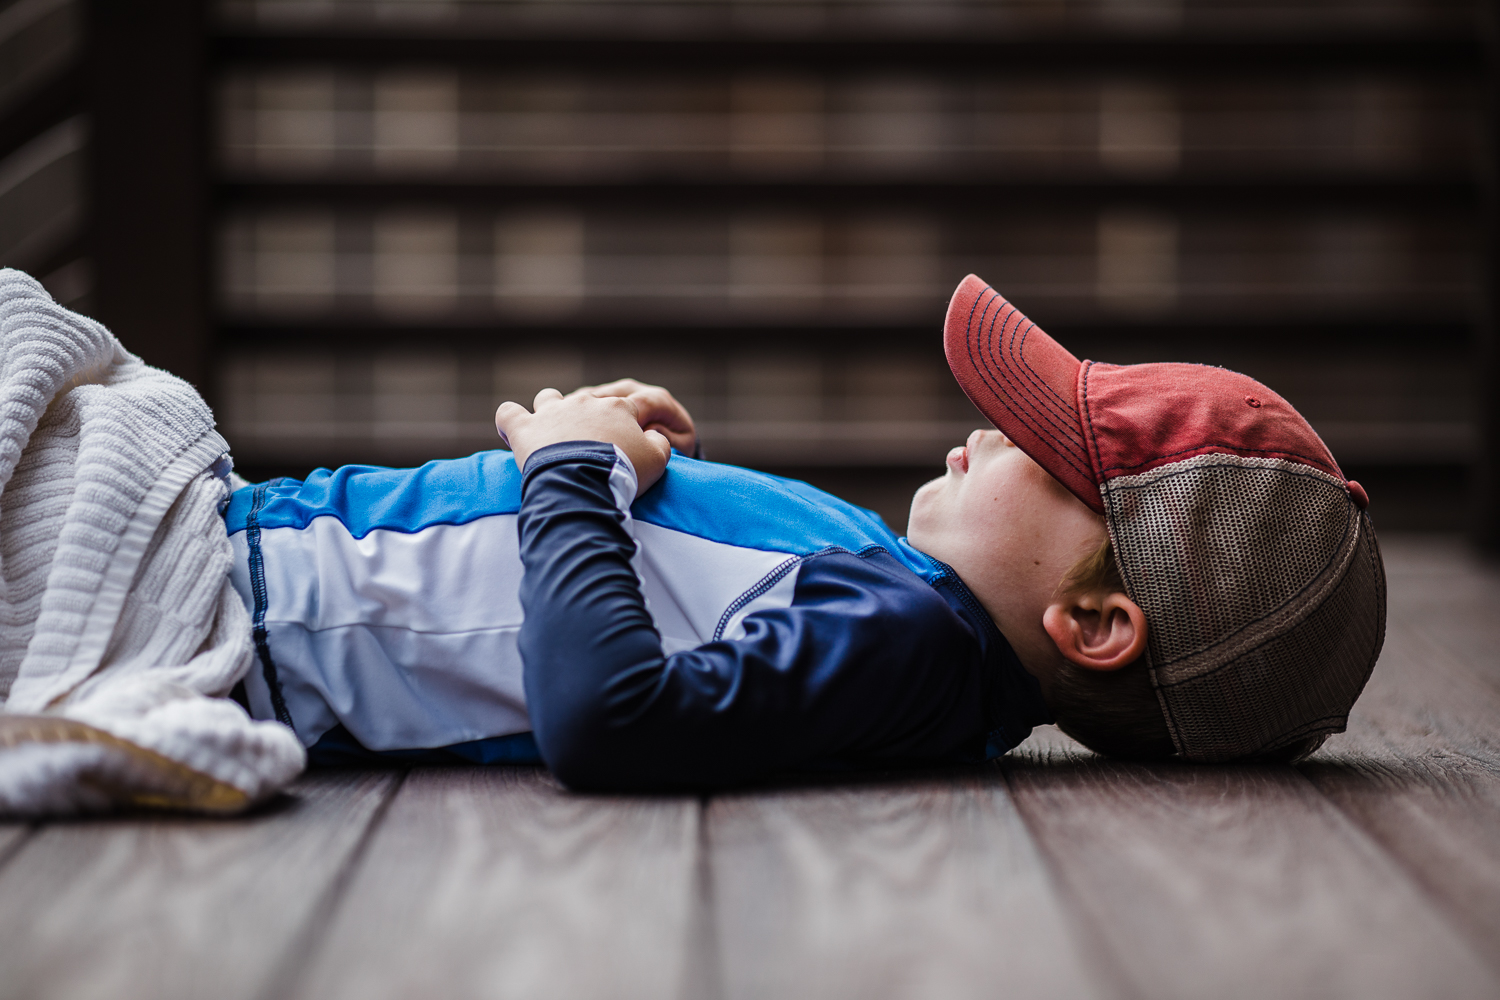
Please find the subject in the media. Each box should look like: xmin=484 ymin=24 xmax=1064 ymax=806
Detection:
xmin=947 ymin=430 xmax=992 ymax=474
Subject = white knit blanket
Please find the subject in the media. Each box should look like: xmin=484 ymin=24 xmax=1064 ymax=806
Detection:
xmin=0 ymin=269 xmax=304 ymax=814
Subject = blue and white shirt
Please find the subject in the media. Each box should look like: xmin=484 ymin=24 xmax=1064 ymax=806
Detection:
xmin=225 ymin=443 xmax=1051 ymax=790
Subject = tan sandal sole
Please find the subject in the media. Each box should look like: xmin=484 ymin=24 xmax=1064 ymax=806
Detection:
xmin=0 ymin=715 xmax=250 ymax=813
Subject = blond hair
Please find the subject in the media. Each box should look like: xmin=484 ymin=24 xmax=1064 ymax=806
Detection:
xmin=1046 ymin=534 xmax=1175 ymax=759
xmin=1048 ymin=534 xmax=1326 ymax=763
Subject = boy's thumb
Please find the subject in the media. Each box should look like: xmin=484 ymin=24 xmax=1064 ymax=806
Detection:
xmin=644 ymin=428 xmax=672 ymax=460
xmin=633 ymin=429 xmax=673 ymax=497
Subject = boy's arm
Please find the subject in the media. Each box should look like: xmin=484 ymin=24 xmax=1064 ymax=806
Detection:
xmin=516 ymin=445 xmax=988 ymax=791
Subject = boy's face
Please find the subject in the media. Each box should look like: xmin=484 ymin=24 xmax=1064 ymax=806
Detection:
xmin=908 ymin=429 xmax=1107 ymax=677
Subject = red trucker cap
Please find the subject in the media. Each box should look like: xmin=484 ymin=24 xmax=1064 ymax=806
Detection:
xmin=943 ymin=274 xmax=1386 ymax=761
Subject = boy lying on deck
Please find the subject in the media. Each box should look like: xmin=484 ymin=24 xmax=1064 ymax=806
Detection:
xmin=227 ymin=274 xmax=1385 ymax=789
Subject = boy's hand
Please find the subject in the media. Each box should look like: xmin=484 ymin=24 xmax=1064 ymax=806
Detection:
xmin=578 ymin=378 xmax=698 ymax=456
xmin=496 ymin=388 xmax=673 ymax=498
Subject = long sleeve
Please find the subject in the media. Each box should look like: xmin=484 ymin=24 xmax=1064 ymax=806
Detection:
xmin=517 ymin=443 xmax=1003 ymax=791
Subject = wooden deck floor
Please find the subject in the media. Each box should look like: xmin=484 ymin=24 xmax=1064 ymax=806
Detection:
xmin=1 ymin=535 xmax=1498 ymax=1000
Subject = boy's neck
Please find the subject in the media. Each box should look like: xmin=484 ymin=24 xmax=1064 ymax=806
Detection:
xmin=913 ymin=540 xmax=1067 ymax=712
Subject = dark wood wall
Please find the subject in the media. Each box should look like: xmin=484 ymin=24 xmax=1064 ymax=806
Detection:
xmin=0 ymin=0 xmax=1492 ymax=538
xmin=1480 ymin=0 xmax=1500 ymax=550
xmin=88 ymin=0 xmax=209 ymax=389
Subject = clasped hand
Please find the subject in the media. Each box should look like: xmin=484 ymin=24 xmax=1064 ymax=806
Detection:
xmin=495 ymin=379 xmax=697 ymax=498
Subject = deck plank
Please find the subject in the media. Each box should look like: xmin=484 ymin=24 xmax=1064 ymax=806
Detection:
xmin=1003 ymin=729 xmax=1500 ymax=1000
xmin=285 ymin=766 xmax=704 ymax=1000
xmin=1300 ymin=536 xmax=1500 ymax=976
xmin=709 ymin=772 xmax=1112 ymax=1000
xmin=0 ymin=771 xmax=398 ymax=1000
xmin=1377 ymin=536 xmax=1500 ymax=690
xmin=0 ymin=822 xmax=30 ymax=868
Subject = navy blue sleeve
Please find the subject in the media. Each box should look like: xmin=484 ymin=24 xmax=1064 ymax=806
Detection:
xmin=517 ymin=443 xmax=990 ymax=791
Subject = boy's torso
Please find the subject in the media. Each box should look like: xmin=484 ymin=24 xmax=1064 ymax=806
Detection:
xmin=225 ymin=451 xmax=946 ymax=755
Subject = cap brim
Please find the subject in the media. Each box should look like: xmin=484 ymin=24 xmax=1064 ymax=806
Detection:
xmin=943 ymin=275 xmax=1103 ymax=513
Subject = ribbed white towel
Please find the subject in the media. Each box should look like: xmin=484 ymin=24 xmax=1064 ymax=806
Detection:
xmin=0 ymin=269 xmax=304 ymax=814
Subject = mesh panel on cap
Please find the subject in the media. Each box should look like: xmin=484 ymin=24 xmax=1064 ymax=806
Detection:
xmin=1155 ymin=518 xmax=1384 ymax=760
xmin=1104 ymin=456 xmax=1355 ymax=666
xmin=1102 ymin=455 xmax=1385 ymax=760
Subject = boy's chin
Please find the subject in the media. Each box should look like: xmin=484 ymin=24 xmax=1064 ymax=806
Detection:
xmin=905 ymin=484 xmax=945 ymax=547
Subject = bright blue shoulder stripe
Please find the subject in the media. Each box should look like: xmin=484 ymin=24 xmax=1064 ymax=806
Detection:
xmin=223 ymin=450 xmax=942 ymax=583
xmin=632 ymin=455 xmax=941 ymax=582
xmin=223 ymin=451 xmax=523 ymax=538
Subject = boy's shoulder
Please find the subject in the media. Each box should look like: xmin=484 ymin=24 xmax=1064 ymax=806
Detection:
xmin=634 ymin=455 xmax=926 ymax=566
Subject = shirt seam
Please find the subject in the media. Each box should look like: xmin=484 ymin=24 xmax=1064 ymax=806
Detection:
xmin=710 ymin=544 xmax=892 ymax=640
xmin=247 ymin=479 xmax=294 ymax=729
xmin=259 ymin=619 xmax=527 ymax=637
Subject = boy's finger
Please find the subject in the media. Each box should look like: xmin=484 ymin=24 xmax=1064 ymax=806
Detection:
xmin=623 ymin=388 xmax=689 ymax=430
xmin=533 ymin=387 xmax=565 ymax=409
xmin=494 ymin=400 xmax=529 ymax=424
xmin=645 ymin=422 xmax=694 ymax=451
xmin=643 ymin=428 xmax=672 ymax=463
xmin=583 ymin=378 xmax=643 ymax=399
xmin=493 ymin=400 xmax=529 ymax=444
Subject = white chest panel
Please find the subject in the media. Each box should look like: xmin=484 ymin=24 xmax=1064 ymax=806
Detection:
xmin=231 ymin=513 xmax=802 ymax=749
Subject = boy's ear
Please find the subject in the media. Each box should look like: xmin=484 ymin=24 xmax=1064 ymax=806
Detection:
xmin=1042 ymin=590 xmax=1148 ymax=672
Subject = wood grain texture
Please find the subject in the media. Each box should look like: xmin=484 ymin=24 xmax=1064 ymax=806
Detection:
xmin=0 ymin=771 xmax=398 ymax=1000
xmin=1304 ymin=741 xmax=1500 ymax=981
xmin=709 ymin=769 xmax=1113 ymax=1000
xmin=1337 ymin=623 xmax=1500 ymax=769
xmin=1004 ymin=727 xmax=1500 ymax=1000
xmin=286 ymin=766 xmax=704 ymax=1000
xmin=1300 ymin=534 xmax=1500 ymax=975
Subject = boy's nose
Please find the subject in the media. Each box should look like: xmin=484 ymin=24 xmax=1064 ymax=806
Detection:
xmin=970 ymin=429 xmax=1013 ymax=449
